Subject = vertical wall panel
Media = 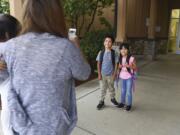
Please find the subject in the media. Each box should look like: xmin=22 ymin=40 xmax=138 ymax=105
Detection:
xmin=126 ymin=0 xmax=150 ymax=38
xmin=156 ymin=0 xmax=170 ymax=38
xmin=170 ymin=0 xmax=180 ymax=9
xmin=126 ymin=0 xmax=136 ymax=37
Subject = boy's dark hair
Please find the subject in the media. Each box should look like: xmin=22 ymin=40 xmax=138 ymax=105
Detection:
xmin=104 ymin=34 xmax=115 ymax=43
xmin=0 ymin=14 xmax=21 ymax=41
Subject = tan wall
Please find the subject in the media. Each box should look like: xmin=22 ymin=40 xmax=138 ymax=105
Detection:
xmin=70 ymin=4 xmax=115 ymax=36
xmin=9 ymin=0 xmax=114 ymax=36
xmin=92 ymin=4 xmax=114 ymax=30
xmin=9 ymin=0 xmax=23 ymax=23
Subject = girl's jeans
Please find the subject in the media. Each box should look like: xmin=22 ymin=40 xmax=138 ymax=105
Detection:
xmin=120 ymin=78 xmax=133 ymax=106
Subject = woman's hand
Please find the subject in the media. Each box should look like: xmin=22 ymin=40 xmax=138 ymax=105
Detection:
xmin=0 ymin=60 xmax=7 ymax=70
xmin=69 ymin=36 xmax=80 ymax=48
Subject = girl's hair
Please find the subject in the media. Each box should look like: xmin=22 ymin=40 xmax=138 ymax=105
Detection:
xmin=0 ymin=14 xmax=21 ymax=41
xmin=119 ymin=43 xmax=131 ymax=57
xmin=21 ymin=0 xmax=67 ymax=38
xmin=119 ymin=43 xmax=129 ymax=50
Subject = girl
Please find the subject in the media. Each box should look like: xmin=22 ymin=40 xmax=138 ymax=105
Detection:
xmin=0 ymin=0 xmax=91 ymax=135
xmin=117 ymin=43 xmax=137 ymax=111
xmin=0 ymin=14 xmax=21 ymax=135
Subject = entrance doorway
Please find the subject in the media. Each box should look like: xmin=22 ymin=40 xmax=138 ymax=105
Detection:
xmin=168 ymin=9 xmax=180 ymax=54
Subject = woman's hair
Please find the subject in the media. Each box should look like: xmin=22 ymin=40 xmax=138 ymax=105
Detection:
xmin=21 ymin=0 xmax=67 ymax=38
xmin=0 ymin=14 xmax=21 ymax=41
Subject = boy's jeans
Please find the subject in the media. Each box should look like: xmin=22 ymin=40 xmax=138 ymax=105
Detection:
xmin=99 ymin=75 xmax=116 ymax=101
xmin=120 ymin=78 xmax=133 ymax=106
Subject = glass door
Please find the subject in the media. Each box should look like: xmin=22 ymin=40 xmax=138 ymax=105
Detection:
xmin=177 ymin=17 xmax=180 ymax=54
xmin=169 ymin=9 xmax=180 ymax=54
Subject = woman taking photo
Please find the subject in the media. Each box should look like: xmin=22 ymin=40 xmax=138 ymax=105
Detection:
xmin=0 ymin=0 xmax=91 ymax=135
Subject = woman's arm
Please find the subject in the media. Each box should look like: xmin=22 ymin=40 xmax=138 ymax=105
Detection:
xmin=67 ymin=38 xmax=91 ymax=81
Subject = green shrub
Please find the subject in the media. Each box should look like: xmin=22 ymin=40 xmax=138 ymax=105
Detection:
xmin=0 ymin=0 xmax=10 ymax=14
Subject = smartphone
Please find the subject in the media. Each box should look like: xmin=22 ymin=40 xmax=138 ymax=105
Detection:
xmin=68 ymin=28 xmax=77 ymax=39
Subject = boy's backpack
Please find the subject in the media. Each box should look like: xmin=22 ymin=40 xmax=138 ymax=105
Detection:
xmin=99 ymin=49 xmax=115 ymax=69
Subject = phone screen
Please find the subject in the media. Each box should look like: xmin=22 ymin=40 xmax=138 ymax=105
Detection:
xmin=68 ymin=28 xmax=76 ymax=39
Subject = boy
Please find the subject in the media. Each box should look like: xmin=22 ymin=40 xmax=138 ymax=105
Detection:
xmin=96 ymin=35 xmax=119 ymax=110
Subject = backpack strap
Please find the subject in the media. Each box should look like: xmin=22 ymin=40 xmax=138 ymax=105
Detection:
xmin=99 ymin=50 xmax=104 ymax=70
xmin=119 ymin=55 xmax=132 ymax=74
xmin=126 ymin=55 xmax=132 ymax=74
xmin=99 ymin=49 xmax=116 ymax=69
xmin=99 ymin=50 xmax=104 ymax=63
xmin=111 ymin=49 xmax=115 ymax=68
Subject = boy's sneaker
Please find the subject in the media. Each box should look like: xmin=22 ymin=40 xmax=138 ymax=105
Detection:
xmin=97 ymin=101 xmax=105 ymax=110
xmin=125 ymin=105 xmax=132 ymax=111
xmin=117 ymin=103 xmax=125 ymax=108
xmin=111 ymin=98 xmax=119 ymax=106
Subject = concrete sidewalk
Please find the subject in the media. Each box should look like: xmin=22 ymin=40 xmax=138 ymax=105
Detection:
xmin=72 ymin=54 xmax=180 ymax=135
xmin=1 ymin=54 xmax=180 ymax=135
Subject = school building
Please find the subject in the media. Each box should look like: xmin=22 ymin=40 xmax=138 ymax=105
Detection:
xmin=115 ymin=0 xmax=180 ymax=60
xmin=8 ymin=0 xmax=180 ymax=60
xmin=0 ymin=1 xmax=179 ymax=135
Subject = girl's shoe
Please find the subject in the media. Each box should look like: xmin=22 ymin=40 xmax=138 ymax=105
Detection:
xmin=125 ymin=105 xmax=131 ymax=111
xmin=117 ymin=103 xmax=124 ymax=108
